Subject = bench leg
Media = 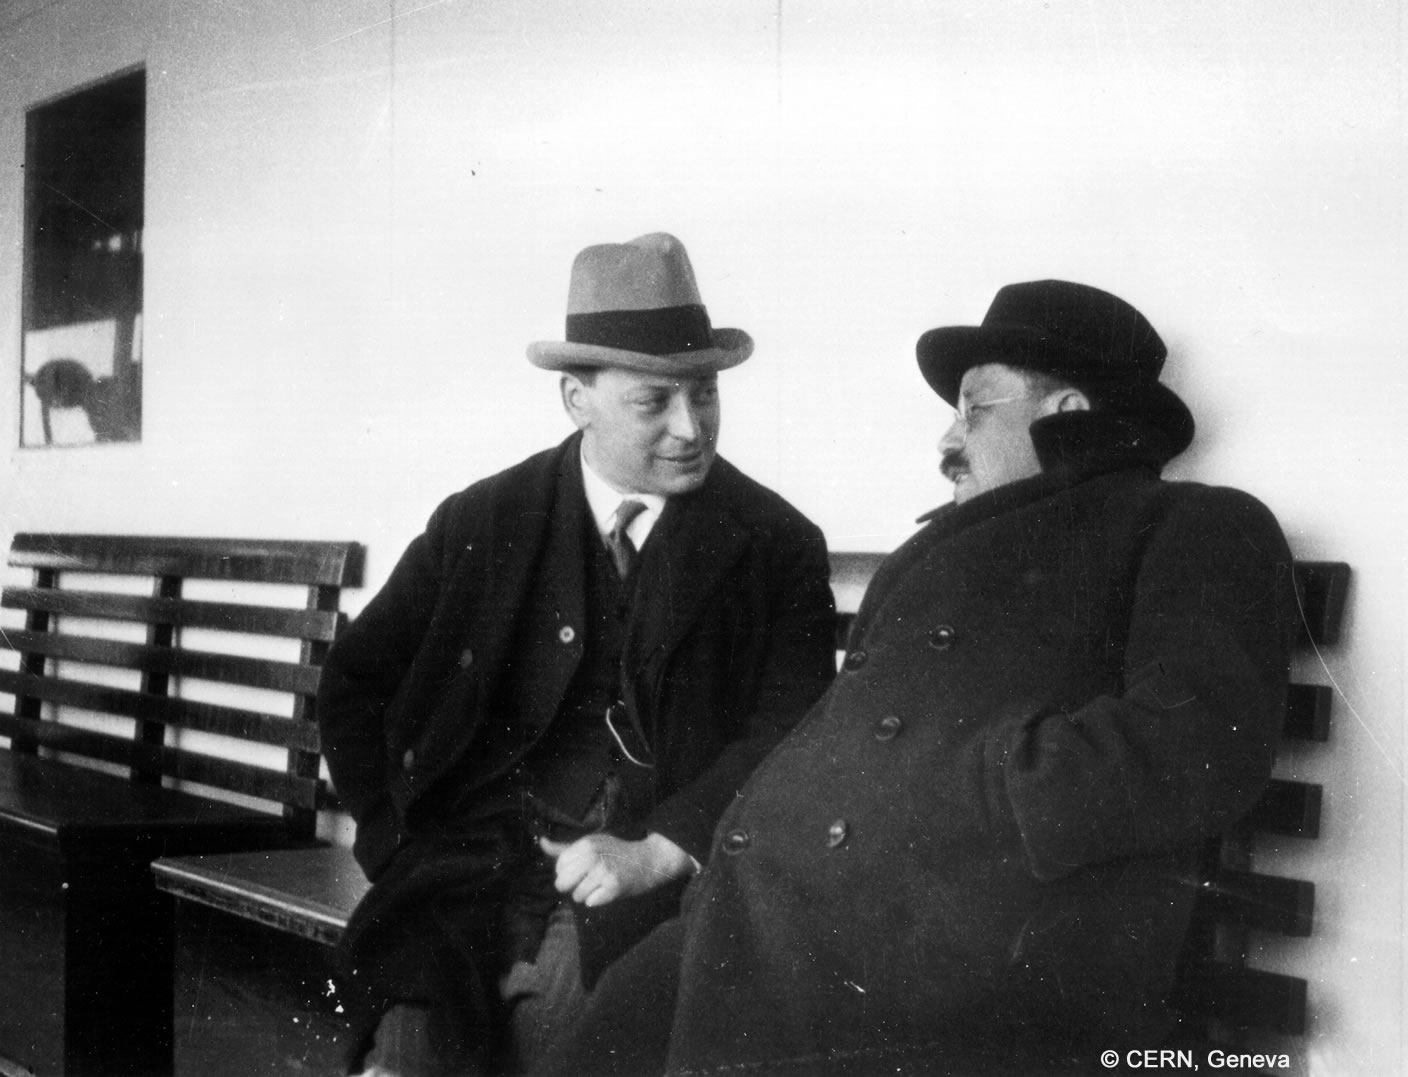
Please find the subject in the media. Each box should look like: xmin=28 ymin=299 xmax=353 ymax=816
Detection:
xmin=0 ymin=839 xmax=173 ymax=1077
xmin=64 ymin=878 xmax=174 ymax=1077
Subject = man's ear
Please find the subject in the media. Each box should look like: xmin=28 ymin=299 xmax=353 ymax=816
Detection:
xmin=1043 ymin=387 xmax=1092 ymax=415
xmin=561 ymin=374 xmax=591 ymax=431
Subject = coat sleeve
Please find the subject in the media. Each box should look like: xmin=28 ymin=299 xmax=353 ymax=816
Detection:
xmin=982 ymin=486 xmax=1299 ymax=881
xmin=644 ymin=513 xmax=838 ymax=861
xmin=317 ymin=497 xmax=455 ymax=867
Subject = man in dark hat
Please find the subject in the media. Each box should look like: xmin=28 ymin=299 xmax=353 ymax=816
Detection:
xmin=539 ymin=280 xmax=1299 ymax=1076
xmin=317 ymin=233 xmax=836 ymax=1076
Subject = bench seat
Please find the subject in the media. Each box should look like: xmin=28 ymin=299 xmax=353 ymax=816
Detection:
xmin=0 ymin=533 xmax=361 ymax=1077
xmin=0 ymin=751 xmax=291 ymax=854
xmin=153 ymin=844 xmax=366 ymax=946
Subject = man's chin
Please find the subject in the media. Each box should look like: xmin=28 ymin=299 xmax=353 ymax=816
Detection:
xmin=656 ymin=455 xmax=713 ymax=494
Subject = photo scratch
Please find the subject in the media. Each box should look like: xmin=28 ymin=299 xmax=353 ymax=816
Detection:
xmin=309 ymin=0 xmax=458 ymax=52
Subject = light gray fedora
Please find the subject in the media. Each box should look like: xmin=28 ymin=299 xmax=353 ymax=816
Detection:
xmin=528 ymin=232 xmax=753 ymax=375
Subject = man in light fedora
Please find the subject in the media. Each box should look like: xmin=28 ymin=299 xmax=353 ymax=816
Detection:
xmin=318 ymin=233 xmax=836 ymax=1076
xmin=541 ymin=280 xmax=1299 ymax=1075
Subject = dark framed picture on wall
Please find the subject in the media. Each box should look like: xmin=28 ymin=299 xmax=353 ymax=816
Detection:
xmin=21 ymin=67 xmax=145 ymax=447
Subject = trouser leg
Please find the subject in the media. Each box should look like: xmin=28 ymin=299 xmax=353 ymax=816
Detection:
xmin=497 ymin=904 xmax=589 ymax=1075
xmin=345 ymin=900 xmax=500 ymax=1076
xmin=357 ymin=1001 xmax=489 ymax=1077
xmin=532 ymin=916 xmax=683 ymax=1077
xmin=355 ymin=903 xmax=590 ymax=1077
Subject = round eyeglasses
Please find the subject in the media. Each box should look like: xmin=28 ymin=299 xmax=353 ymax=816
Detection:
xmin=951 ymin=394 xmax=1022 ymax=427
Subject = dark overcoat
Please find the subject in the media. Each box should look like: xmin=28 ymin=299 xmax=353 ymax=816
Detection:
xmin=564 ymin=414 xmax=1299 ymax=1077
xmin=317 ymin=432 xmax=836 ymax=1032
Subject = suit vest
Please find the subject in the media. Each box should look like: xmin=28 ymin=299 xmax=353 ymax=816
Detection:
xmin=421 ymin=462 xmax=660 ymax=843
xmin=513 ymin=507 xmax=654 ymax=829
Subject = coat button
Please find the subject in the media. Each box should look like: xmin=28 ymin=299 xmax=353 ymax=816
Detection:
xmin=402 ymin=748 xmax=416 ymax=771
xmin=874 ymin=715 xmax=903 ymax=741
xmin=928 ymin=624 xmax=958 ymax=650
xmin=826 ymin=819 xmax=849 ymax=848
xmin=457 ymin=647 xmax=474 ymax=670
xmin=843 ymin=648 xmax=868 ymax=670
xmin=722 ymin=828 xmax=751 ymax=855
xmin=558 ymin=625 xmax=576 ymax=644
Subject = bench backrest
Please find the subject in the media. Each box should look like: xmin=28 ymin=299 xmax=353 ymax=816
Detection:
xmin=0 ymin=534 xmax=364 ymax=840
xmin=828 ymin=552 xmax=1349 ymax=1047
xmin=1172 ymin=560 xmax=1349 ymax=1046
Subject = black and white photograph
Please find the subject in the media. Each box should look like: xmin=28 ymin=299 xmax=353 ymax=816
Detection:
xmin=0 ymin=3 xmax=1401 ymax=1075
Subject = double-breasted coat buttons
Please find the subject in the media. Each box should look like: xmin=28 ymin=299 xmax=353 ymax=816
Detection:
xmin=722 ymin=829 xmax=751 ymax=855
xmin=874 ymin=715 xmax=903 ymax=741
xmin=558 ymin=625 xmax=576 ymax=644
xmin=826 ymin=820 xmax=849 ymax=848
xmin=928 ymin=624 xmax=958 ymax=650
xmin=402 ymin=748 xmax=416 ymax=771
xmin=457 ymin=648 xmax=474 ymax=670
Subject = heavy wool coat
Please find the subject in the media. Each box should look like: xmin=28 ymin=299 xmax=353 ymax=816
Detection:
xmin=316 ymin=433 xmax=836 ymax=1023
xmin=567 ymin=413 xmax=1299 ymax=1077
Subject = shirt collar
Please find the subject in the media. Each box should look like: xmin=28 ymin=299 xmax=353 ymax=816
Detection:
xmin=579 ymin=447 xmax=667 ymax=547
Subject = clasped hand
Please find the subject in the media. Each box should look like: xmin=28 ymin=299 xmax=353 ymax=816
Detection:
xmin=539 ymin=831 xmax=694 ymax=908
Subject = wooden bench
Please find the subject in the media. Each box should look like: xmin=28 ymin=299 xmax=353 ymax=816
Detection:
xmin=151 ymin=553 xmax=1349 ymax=1073
xmin=1169 ymin=559 xmax=1350 ymax=1063
xmin=0 ymin=533 xmax=362 ymax=1077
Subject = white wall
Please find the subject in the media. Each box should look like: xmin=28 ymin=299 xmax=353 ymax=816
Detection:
xmin=0 ymin=1 xmax=1403 ymax=1072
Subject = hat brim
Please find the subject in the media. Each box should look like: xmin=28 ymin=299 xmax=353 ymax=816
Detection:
xmin=917 ymin=324 xmax=1195 ymax=455
xmin=527 ymin=327 xmax=752 ymax=376
xmin=918 ymin=325 xmax=1100 ymax=404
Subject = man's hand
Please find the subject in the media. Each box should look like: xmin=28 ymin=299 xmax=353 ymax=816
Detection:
xmin=539 ymin=832 xmax=696 ymax=908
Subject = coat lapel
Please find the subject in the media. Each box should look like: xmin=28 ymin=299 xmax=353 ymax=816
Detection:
xmin=464 ymin=435 xmax=582 ymax=706
xmin=545 ymin=456 xmax=588 ymax=649
xmin=626 ymin=470 xmax=750 ymax=671
xmin=518 ymin=450 xmax=588 ymax=731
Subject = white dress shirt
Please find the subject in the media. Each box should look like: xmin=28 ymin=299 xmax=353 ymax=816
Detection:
xmin=579 ymin=450 xmax=667 ymax=551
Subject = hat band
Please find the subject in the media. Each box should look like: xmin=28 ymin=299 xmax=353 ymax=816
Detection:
xmin=566 ymin=304 xmax=713 ymax=356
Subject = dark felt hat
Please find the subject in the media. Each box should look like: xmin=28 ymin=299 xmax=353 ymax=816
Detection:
xmin=916 ymin=279 xmax=1194 ymax=454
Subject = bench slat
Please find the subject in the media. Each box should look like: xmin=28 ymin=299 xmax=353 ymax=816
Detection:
xmin=827 ymin=551 xmax=885 ymax=612
xmin=1284 ymin=683 xmax=1331 ymax=743
xmin=2 ymin=587 xmax=345 ymax=641
xmin=826 ymin=559 xmax=1350 ymax=645
xmin=9 ymin=534 xmax=363 ymax=587
xmin=169 ymin=746 xmax=323 ymax=811
xmin=0 ymin=714 xmax=322 ymax=810
xmin=1293 ymin=561 xmax=1350 ymax=648
xmin=0 ymin=750 xmax=293 ymax=844
xmin=0 ymin=712 xmax=165 ymax=773
xmin=0 ymin=670 xmax=320 ymax=750
xmin=1196 ymin=868 xmax=1314 ymax=937
xmin=1173 ymin=964 xmax=1307 ymax=1036
xmin=1 ymin=628 xmax=322 ymax=695
xmin=1246 ymin=778 xmax=1322 ymax=839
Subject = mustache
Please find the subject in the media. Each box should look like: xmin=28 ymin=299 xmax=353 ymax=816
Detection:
xmin=940 ymin=450 xmax=968 ymax=482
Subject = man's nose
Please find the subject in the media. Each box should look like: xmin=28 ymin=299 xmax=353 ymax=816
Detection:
xmin=938 ymin=417 xmax=966 ymax=455
xmin=666 ymin=397 xmax=702 ymax=441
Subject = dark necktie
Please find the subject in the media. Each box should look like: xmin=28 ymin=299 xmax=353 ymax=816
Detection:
xmin=605 ymin=499 xmax=647 ymax=579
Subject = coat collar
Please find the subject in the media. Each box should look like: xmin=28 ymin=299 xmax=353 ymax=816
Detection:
xmin=916 ymin=411 xmax=1167 ymax=535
